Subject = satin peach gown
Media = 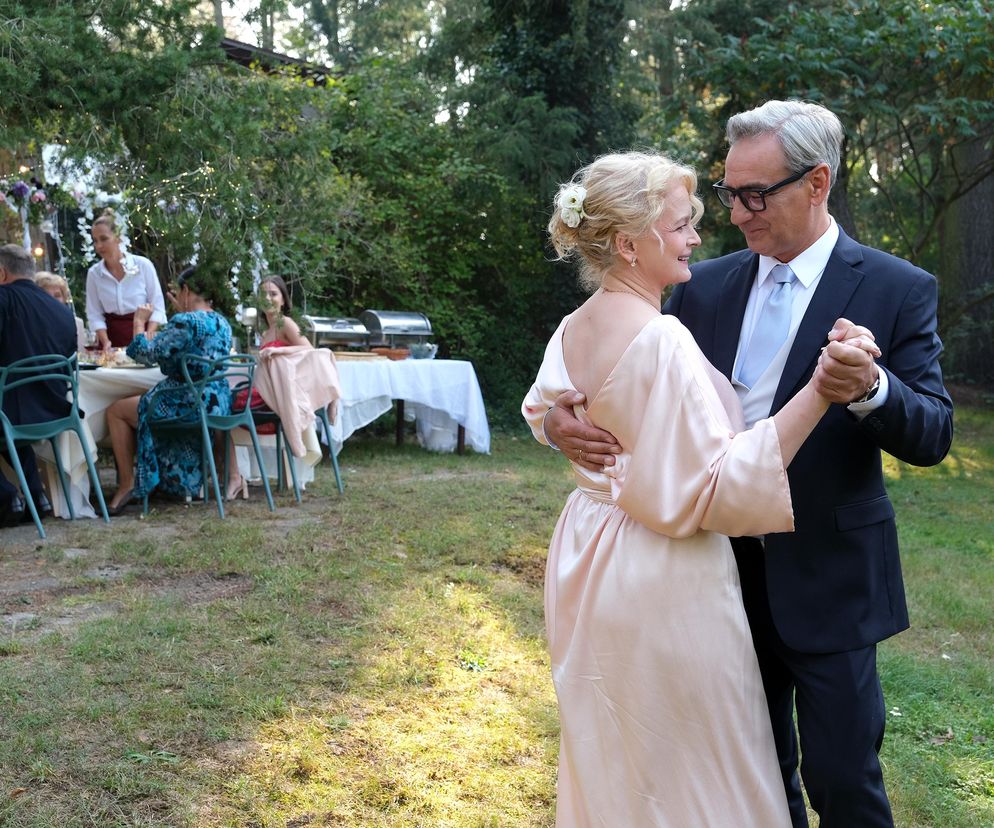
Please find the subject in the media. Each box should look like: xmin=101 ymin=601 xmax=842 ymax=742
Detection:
xmin=522 ymin=314 xmax=793 ymax=828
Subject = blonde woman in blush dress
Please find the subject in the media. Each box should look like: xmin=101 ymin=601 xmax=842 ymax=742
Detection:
xmin=522 ymin=151 xmax=879 ymax=827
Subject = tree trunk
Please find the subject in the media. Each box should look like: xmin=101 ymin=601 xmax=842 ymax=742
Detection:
xmin=939 ymin=133 xmax=994 ymax=384
xmin=261 ymin=9 xmax=274 ymax=51
xmin=830 ymin=140 xmax=859 ymax=241
xmin=311 ymin=0 xmax=341 ymax=61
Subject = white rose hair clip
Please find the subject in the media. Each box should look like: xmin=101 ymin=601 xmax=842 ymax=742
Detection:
xmin=557 ymin=184 xmax=587 ymax=228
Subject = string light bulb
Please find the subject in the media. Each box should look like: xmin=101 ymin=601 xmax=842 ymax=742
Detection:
xmin=32 ymin=245 xmax=45 ymax=258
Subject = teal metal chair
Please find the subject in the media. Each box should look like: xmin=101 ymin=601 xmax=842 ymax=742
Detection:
xmin=0 ymin=353 xmax=110 ymax=538
xmin=314 ymin=405 xmax=344 ymax=494
xmin=142 ymin=353 xmax=275 ymax=519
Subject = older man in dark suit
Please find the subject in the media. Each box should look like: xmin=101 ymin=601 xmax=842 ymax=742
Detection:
xmin=0 ymin=243 xmax=78 ymax=527
xmin=542 ymin=101 xmax=953 ymax=826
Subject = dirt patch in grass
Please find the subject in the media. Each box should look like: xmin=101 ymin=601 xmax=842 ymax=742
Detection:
xmin=1 ymin=550 xmax=255 ymax=640
xmin=391 ymin=469 xmax=517 ymax=485
xmin=147 ymin=571 xmax=255 ymax=604
xmin=499 ymin=544 xmax=548 ymax=587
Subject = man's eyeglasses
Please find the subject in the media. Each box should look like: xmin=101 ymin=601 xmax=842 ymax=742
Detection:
xmin=712 ymin=164 xmax=818 ymax=212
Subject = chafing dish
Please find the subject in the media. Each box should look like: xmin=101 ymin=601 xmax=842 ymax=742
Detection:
xmin=359 ymin=310 xmax=433 ymax=347
xmin=302 ymin=315 xmax=370 ymax=348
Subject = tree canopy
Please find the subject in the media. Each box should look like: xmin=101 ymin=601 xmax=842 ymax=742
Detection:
xmin=2 ymin=0 xmax=992 ymax=420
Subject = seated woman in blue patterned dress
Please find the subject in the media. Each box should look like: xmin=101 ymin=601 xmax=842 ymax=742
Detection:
xmin=104 ymin=265 xmax=232 ymax=514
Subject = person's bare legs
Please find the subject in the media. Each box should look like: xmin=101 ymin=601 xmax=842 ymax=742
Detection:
xmin=106 ymin=395 xmax=140 ymax=509
xmin=222 ymin=435 xmax=247 ymax=500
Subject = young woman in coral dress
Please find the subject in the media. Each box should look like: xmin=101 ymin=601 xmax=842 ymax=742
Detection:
xmin=227 ymin=275 xmax=311 ymax=499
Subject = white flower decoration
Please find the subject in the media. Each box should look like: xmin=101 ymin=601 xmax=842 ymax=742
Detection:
xmin=123 ymin=254 xmax=139 ymax=278
xmin=557 ymin=185 xmax=587 ymax=228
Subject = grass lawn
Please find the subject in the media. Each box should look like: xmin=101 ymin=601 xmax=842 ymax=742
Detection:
xmin=1 ymin=403 xmax=992 ymax=827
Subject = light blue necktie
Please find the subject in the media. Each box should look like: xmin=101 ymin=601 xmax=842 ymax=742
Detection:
xmin=737 ymin=263 xmax=797 ymax=388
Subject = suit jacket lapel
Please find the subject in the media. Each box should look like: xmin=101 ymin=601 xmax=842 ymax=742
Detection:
xmin=713 ymin=254 xmax=756 ymax=378
xmin=772 ymin=230 xmax=866 ymax=412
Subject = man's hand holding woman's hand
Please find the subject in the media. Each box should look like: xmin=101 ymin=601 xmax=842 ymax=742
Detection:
xmin=813 ymin=318 xmax=882 ymax=404
xmin=544 ymin=391 xmax=622 ymax=472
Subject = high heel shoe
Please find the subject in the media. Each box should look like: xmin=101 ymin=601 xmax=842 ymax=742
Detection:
xmin=225 ymin=476 xmax=249 ymax=501
xmin=107 ymin=489 xmax=134 ymax=517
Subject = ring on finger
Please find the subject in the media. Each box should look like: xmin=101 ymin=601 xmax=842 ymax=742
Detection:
xmin=577 ymin=449 xmax=585 ymax=462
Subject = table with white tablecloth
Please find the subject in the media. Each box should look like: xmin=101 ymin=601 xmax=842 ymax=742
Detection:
xmin=330 ymin=358 xmax=490 ymax=455
xmin=81 ymin=366 xmax=166 ymax=443
xmin=38 ymin=363 xmax=324 ymax=518
xmin=33 ymin=366 xmax=164 ymax=519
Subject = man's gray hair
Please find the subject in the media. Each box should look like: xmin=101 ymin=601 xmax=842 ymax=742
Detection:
xmin=727 ymin=100 xmax=844 ymax=188
xmin=0 ymin=243 xmax=36 ymax=278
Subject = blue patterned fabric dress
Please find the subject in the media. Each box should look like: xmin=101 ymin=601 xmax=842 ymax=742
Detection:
xmin=126 ymin=312 xmax=233 ymax=499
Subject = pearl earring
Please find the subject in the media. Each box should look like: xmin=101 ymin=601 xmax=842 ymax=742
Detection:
xmin=630 ymin=256 xmax=637 ymax=267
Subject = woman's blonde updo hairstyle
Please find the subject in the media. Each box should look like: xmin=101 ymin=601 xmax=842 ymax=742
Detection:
xmin=91 ymin=210 xmax=120 ymax=236
xmin=548 ymin=151 xmax=704 ymax=291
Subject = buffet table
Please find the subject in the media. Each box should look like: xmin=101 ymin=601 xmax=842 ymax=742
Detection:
xmin=330 ymin=358 xmax=490 ymax=455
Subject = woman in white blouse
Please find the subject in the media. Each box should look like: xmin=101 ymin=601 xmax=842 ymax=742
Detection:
xmin=84 ymin=211 xmax=167 ymax=350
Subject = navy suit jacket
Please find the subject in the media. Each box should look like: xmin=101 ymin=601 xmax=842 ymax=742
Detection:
xmin=665 ymin=228 xmax=953 ymax=653
xmin=0 ymin=279 xmax=78 ymax=426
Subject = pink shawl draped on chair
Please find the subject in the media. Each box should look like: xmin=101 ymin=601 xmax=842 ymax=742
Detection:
xmin=253 ymin=346 xmax=341 ymax=457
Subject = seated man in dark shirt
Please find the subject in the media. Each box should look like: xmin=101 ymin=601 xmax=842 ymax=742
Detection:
xmin=0 ymin=244 xmax=78 ymax=527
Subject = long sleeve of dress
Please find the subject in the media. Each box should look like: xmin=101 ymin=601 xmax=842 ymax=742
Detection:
xmin=126 ymin=311 xmax=232 ymax=377
xmin=127 ymin=318 xmax=193 ymax=376
xmin=521 ymin=317 xmax=571 ymax=446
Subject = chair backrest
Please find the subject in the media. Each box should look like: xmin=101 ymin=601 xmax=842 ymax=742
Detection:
xmin=181 ymin=352 xmax=258 ymax=412
xmin=181 ymin=353 xmax=257 ymax=400
xmin=0 ymin=352 xmax=79 ymax=427
xmin=144 ymin=353 xmax=258 ymax=428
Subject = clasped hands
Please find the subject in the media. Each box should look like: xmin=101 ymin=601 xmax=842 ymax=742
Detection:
xmin=813 ymin=318 xmax=880 ymax=404
xmin=548 ymin=317 xmax=881 ymax=472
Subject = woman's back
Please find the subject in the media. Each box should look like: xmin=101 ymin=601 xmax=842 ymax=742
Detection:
xmin=561 ymin=292 xmax=659 ymax=405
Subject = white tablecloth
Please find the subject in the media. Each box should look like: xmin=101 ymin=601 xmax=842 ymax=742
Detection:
xmin=80 ymin=366 xmax=165 ymax=443
xmin=32 ymin=367 xmax=165 ymax=519
xmin=331 ymin=358 xmax=490 ymax=454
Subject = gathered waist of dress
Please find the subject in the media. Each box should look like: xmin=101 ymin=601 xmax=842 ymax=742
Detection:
xmin=575 ymin=484 xmax=614 ymax=505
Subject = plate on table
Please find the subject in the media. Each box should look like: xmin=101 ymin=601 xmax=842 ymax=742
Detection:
xmin=100 ymin=360 xmax=145 ymax=369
